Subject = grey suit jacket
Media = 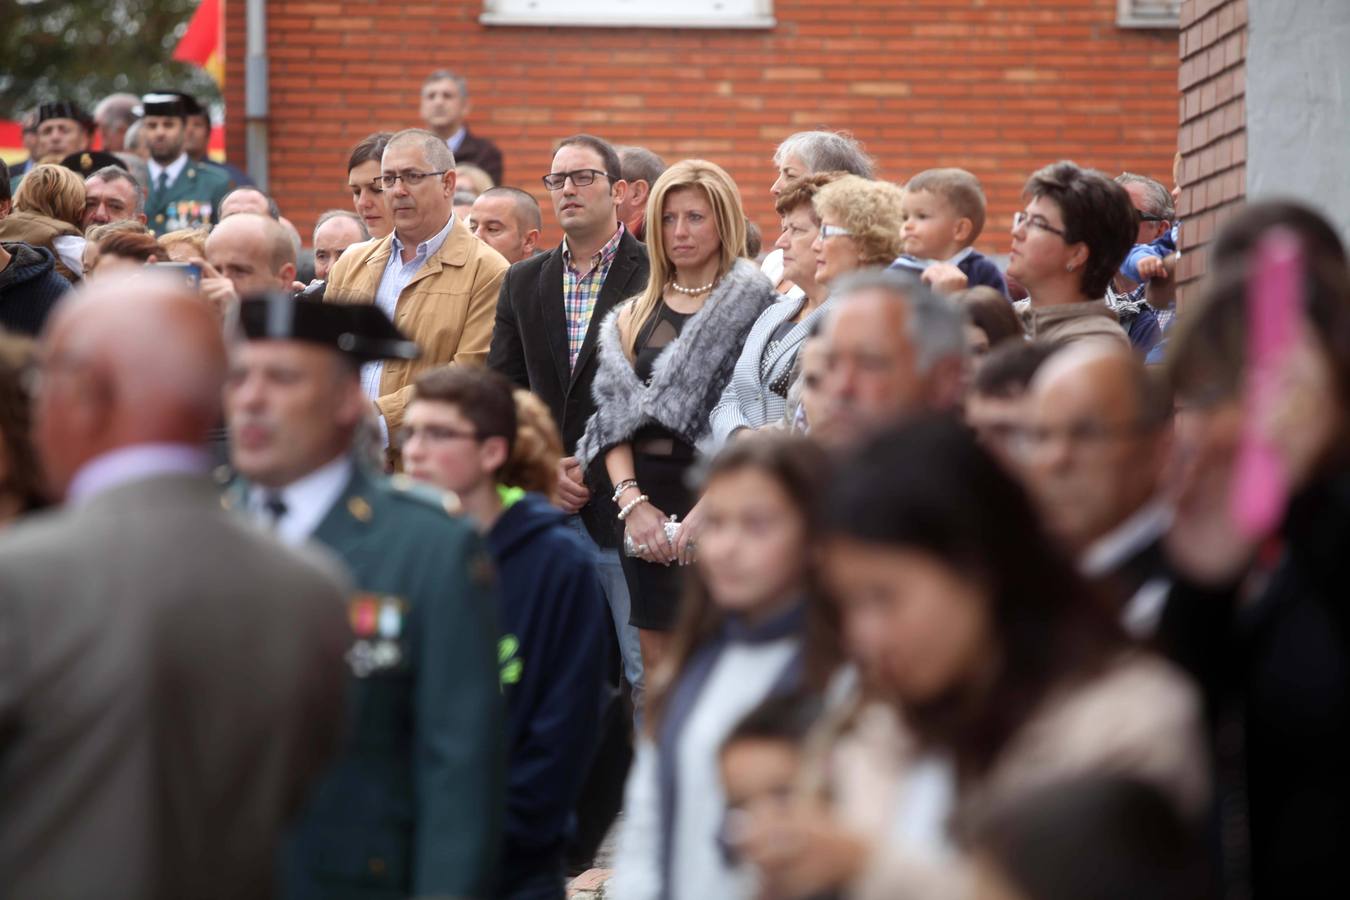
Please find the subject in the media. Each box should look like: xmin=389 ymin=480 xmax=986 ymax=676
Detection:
xmin=0 ymin=473 xmax=350 ymax=900
xmin=708 ymin=293 xmax=837 ymax=448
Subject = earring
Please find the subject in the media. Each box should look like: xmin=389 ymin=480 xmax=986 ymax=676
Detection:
xmin=1066 ymin=263 xmax=1076 ymax=272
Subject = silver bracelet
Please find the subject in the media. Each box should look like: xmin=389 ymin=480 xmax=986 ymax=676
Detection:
xmin=617 ymin=494 xmax=649 ymax=521
xmin=611 ymin=479 xmax=639 ymax=504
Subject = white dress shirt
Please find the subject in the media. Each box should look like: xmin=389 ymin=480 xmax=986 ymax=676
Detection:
xmin=147 ymin=153 xmax=190 ymax=191
xmin=1081 ymin=500 xmax=1174 ymax=638
xmin=248 ymin=455 xmax=353 ymax=548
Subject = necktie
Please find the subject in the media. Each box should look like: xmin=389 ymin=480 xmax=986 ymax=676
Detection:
xmin=262 ymin=491 xmax=288 ymax=529
xmin=155 ymin=171 xmax=168 ymax=195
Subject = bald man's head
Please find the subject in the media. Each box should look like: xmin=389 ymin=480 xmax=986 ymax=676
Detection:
xmin=33 ymin=272 xmax=227 ymax=498
xmin=1020 ymin=346 xmax=1172 ymax=551
xmin=206 ymin=213 xmax=298 ymax=296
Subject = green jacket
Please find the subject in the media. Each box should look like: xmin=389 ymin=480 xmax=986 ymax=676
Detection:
xmin=228 ymin=464 xmax=505 ymax=899
xmin=146 ymin=158 xmax=230 ymax=236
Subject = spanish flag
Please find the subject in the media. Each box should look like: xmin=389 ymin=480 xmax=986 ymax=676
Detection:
xmin=173 ymin=0 xmax=225 ymax=87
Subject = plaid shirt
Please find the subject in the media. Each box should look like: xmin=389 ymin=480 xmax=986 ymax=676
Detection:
xmin=562 ymin=224 xmax=625 ymax=370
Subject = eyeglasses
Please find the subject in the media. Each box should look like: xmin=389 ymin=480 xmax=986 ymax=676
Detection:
xmin=541 ymin=169 xmax=610 ymax=191
xmin=378 ymin=170 xmax=448 ymax=190
xmin=1139 ymin=214 xmax=1167 ymax=223
xmin=819 ymin=224 xmax=854 ymax=241
xmin=1011 ymin=211 xmax=1069 ymax=239
xmin=398 ymin=424 xmax=480 ymax=444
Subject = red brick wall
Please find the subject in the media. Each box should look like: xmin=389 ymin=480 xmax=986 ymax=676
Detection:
xmin=1176 ymin=0 xmax=1246 ymax=305
xmin=225 ymin=0 xmax=1180 ymax=254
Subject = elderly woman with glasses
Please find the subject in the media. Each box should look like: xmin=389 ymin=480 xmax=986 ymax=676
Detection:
xmin=1005 ymin=161 xmax=1137 ymax=351
xmin=809 ymin=175 xmax=906 ymax=289
xmin=710 ymin=172 xmax=848 ymax=447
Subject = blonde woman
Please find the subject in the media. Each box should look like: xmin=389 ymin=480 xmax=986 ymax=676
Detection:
xmin=157 ymin=226 xmax=211 ymax=262
xmin=0 ymin=164 xmax=86 ymax=281
xmin=577 ymin=160 xmax=775 ymax=669
xmin=810 ymin=174 xmax=906 ymax=287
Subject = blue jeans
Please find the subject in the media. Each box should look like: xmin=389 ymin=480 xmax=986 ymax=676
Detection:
xmin=566 ymin=515 xmax=644 ymax=708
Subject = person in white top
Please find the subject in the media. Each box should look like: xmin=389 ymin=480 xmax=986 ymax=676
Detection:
xmin=613 ymin=434 xmax=830 ymax=900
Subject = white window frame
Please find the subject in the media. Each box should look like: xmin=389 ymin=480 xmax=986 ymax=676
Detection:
xmin=481 ymin=0 xmax=775 ymax=29
xmin=1117 ymin=0 xmax=1181 ymax=28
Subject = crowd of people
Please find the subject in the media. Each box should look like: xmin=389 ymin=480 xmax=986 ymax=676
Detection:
xmin=0 ymin=66 xmax=1347 ymax=900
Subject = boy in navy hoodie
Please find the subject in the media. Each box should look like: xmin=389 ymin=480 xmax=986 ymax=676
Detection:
xmin=890 ymin=167 xmax=1008 ymax=297
xmin=403 ymin=367 xmax=608 ymax=900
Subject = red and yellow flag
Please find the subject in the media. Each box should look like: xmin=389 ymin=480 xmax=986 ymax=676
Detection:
xmin=173 ymin=0 xmax=225 ymax=87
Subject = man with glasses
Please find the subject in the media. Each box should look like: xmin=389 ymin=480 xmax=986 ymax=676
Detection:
xmin=1018 ymin=344 xmax=1176 ymax=640
xmin=325 ymin=127 xmax=508 ymax=459
xmin=223 ymin=292 xmax=504 ymax=900
xmin=488 ymin=133 xmax=649 ymax=873
xmin=1105 ymin=172 xmax=1172 ymax=354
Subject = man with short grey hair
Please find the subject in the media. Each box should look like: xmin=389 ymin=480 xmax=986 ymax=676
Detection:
xmin=420 ymin=69 xmax=504 ymax=184
xmin=311 ymin=209 xmax=367 ymax=282
xmin=325 ymin=127 xmax=508 ymax=450
xmin=615 ymin=145 xmax=666 ymax=241
xmin=93 ymin=93 xmax=140 ymax=153
xmin=815 ymin=268 xmax=966 ymax=448
xmin=83 ymin=165 xmax=146 ymax=228
xmin=1109 ymin=172 xmax=1173 ymax=354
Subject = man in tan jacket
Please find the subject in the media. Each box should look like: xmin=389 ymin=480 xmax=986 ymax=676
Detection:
xmin=325 ymin=127 xmax=507 ymax=445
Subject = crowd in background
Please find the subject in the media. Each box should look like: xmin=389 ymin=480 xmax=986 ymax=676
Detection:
xmin=0 ymin=68 xmax=1347 ymax=900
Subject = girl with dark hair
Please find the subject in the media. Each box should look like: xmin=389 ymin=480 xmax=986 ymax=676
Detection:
xmin=612 ymin=433 xmax=830 ymax=900
xmin=738 ymin=416 xmax=1206 ymax=900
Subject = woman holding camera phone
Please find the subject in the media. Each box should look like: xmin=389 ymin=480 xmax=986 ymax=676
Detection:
xmin=577 ymin=159 xmax=774 ymax=672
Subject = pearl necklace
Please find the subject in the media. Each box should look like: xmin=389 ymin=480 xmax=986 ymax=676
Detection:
xmin=669 ymin=277 xmax=717 ymax=296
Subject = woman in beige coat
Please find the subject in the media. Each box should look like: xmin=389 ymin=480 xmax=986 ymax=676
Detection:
xmin=737 ymin=417 xmax=1208 ymax=899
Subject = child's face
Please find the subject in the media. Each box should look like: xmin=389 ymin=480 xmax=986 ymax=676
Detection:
xmin=721 ymin=738 xmax=801 ymax=817
xmin=900 ymin=189 xmax=969 ymax=261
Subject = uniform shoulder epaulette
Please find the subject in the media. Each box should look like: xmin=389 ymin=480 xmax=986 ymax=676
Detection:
xmin=386 ymin=473 xmax=463 ymax=518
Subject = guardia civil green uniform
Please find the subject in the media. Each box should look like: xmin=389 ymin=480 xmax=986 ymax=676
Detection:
xmin=137 ymin=93 xmax=230 ymax=236
xmin=145 ymin=155 xmax=229 ymax=236
xmin=225 ymin=295 xmax=506 ymax=900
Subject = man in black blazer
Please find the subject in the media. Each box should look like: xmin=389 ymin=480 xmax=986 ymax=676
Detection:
xmin=421 ymin=70 xmax=504 ymax=185
xmin=489 ymin=133 xmax=650 ymax=870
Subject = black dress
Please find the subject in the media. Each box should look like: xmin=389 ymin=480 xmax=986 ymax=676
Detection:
xmin=619 ymin=302 xmax=697 ymax=631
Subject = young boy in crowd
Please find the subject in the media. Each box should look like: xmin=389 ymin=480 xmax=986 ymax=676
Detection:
xmin=891 ymin=167 xmax=1008 ymax=297
xmin=719 ymin=695 xmax=822 ymax=896
xmin=401 ymin=366 xmax=610 ymax=900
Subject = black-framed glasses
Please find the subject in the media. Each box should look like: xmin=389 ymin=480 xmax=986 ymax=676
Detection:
xmin=1011 ymin=211 xmax=1069 ymax=239
xmin=398 ymin=424 xmax=480 ymax=444
xmin=541 ymin=169 xmax=610 ymax=191
xmin=1139 ymin=214 xmax=1167 ymax=222
xmin=379 ymin=170 xmax=448 ymax=189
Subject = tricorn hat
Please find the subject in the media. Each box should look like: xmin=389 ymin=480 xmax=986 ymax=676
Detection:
xmin=60 ymin=150 xmax=129 ymax=178
xmin=135 ymin=93 xmax=188 ymax=119
xmin=37 ymin=101 xmax=93 ymax=129
xmin=235 ymin=293 xmax=421 ymax=364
